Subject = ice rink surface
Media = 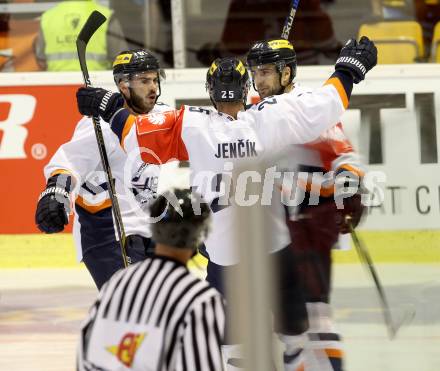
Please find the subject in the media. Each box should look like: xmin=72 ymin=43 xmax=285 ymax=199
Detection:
xmin=0 ymin=263 xmax=439 ymax=371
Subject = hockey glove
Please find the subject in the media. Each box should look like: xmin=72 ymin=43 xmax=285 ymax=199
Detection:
xmin=335 ymin=193 xmax=365 ymax=234
xmin=76 ymin=87 xmax=124 ymax=122
xmin=335 ymin=36 xmax=377 ymax=84
xmin=334 ymin=170 xmax=366 ymax=233
xmin=35 ymin=174 xmax=72 ymax=233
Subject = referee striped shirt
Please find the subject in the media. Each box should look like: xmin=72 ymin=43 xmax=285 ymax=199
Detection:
xmin=77 ymin=255 xmax=225 ymax=371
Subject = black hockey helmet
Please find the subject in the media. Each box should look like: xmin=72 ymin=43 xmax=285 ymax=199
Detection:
xmin=113 ymin=49 xmax=164 ymax=80
xmin=246 ymin=39 xmax=297 ymax=83
xmin=206 ymin=57 xmax=250 ymax=106
xmin=149 ymin=188 xmax=211 ymax=250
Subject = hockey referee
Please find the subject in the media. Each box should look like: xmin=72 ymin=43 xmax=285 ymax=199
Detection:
xmin=77 ymin=189 xmax=225 ymax=371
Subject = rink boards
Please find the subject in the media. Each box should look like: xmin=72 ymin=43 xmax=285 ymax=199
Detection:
xmin=0 ymin=230 xmax=439 ymax=268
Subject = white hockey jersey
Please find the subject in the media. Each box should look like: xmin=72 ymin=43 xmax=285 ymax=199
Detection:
xmin=44 ymin=103 xmax=172 ymax=261
xmin=111 ymin=77 xmax=349 ymax=265
xmin=275 ymin=84 xmax=366 ymax=214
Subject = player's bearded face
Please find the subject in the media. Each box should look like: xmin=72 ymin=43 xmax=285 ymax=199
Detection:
xmin=251 ymin=64 xmax=283 ymax=99
xmin=127 ymin=71 xmax=159 ymax=113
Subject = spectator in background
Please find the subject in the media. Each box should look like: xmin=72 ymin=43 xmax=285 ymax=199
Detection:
xmin=0 ymin=11 xmax=12 ymax=71
xmin=34 ymin=0 xmax=127 ymax=71
xmin=109 ymin=0 xmax=173 ymax=67
xmin=414 ymin=0 xmax=440 ymax=58
xmin=0 ymin=1 xmax=41 ymax=72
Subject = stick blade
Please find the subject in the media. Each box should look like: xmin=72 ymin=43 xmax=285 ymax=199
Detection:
xmin=76 ymin=10 xmax=107 ymax=86
xmin=389 ymin=304 xmax=416 ymax=340
xmin=77 ymin=10 xmax=107 ymax=46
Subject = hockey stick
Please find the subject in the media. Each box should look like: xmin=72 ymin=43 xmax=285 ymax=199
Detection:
xmin=281 ymin=0 xmax=300 ymax=40
xmin=76 ymin=10 xmax=129 ymax=267
xmin=347 ymin=218 xmax=414 ymax=339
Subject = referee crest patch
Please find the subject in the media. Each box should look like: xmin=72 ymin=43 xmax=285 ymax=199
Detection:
xmin=106 ymin=332 xmax=146 ymax=367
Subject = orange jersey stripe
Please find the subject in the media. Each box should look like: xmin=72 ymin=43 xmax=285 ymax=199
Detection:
xmin=50 ymin=169 xmax=72 ymax=177
xmin=325 ymin=348 xmax=344 ymax=359
xmin=120 ymin=114 xmax=136 ymax=150
xmin=75 ymin=195 xmax=112 ymax=214
xmin=325 ymin=77 xmax=349 ymax=109
xmin=338 ymin=163 xmax=365 ymax=177
xmin=304 ymin=123 xmax=358 ymax=172
xmin=297 ymin=178 xmax=335 ymax=197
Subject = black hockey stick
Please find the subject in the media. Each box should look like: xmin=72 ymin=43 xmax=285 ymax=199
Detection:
xmin=76 ymin=10 xmax=129 ymax=267
xmin=281 ymin=0 xmax=300 ymax=40
xmin=347 ymin=218 xmax=414 ymax=339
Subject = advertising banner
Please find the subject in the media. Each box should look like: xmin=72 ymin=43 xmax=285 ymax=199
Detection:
xmin=0 ymin=84 xmax=82 ymax=233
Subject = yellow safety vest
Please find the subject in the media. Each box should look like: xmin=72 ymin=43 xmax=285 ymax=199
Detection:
xmin=41 ymin=0 xmax=111 ymax=71
xmin=382 ymin=0 xmax=406 ymax=6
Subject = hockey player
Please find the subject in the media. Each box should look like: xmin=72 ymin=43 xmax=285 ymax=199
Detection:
xmin=77 ymin=188 xmax=225 ymax=371
xmin=35 ymin=49 xmax=172 ymax=289
xmin=75 ymin=37 xmax=377 ymax=370
xmin=246 ymin=38 xmax=367 ymax=371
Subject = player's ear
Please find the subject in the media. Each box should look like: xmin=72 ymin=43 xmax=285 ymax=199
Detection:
xmin=117 ymin=79 xmax=130 ymax=96
xmin=280 ymin=66 xmax=291 ymax=87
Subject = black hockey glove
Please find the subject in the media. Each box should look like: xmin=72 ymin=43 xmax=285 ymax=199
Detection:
xmin=35 ymin=174 xmax=72 ymax=233
xmin=76 ymin=87 xmax=124 ymax=122
xmin=335 ymin=193 xmax=366 ymax=234
xmin=335 ymin=36 xmax=377 ymax=84
xmin=334 ymin=170 xmax=366 ymax=233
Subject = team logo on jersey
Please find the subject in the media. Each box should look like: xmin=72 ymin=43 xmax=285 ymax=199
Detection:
xmin=131 ymin=163 xmax=159 ymax=205
xmin=106 ymin=332 xmax=146 ymax=367
xmin=147 ymin=112 xmax=166 ymax=126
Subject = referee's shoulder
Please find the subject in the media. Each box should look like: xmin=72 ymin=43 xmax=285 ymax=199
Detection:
xmin=188 ymin=276 xmax=224 ymax=306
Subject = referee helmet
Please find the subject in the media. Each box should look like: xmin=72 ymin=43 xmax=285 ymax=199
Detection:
xmin=150 ymin=189 xmax=211 ymax=250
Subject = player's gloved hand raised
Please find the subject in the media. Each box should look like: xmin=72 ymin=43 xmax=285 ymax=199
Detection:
xmin=35 ymin=174 xmax=72 ymax=233
xmin=335 ymin=36 xmax=377 ymax=84
xmin=76 ymin=87 xmax=124 ymax=122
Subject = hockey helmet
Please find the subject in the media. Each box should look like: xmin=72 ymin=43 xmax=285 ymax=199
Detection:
xmin=149 ymin=189 xmax=211 ymax=249
xmin=206 ymin=57 xmax=250 ymax=105
xmin=246 ymin=39 xmax=297 ymax=83
xmin=113 ymin=49 xmax=164 ymax=80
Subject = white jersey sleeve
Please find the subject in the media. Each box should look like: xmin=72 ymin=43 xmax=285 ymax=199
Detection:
xmin=44 ymin=117 xmax=117 ymax=185
xmin=241 ymin=81 xmax=347 ymax=155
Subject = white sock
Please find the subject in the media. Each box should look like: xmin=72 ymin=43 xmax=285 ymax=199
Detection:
xmin=278 ymin=333 xmax=307 ymax=371
xmin=221 ymin=344 xmax=245 ymax=371
xmin=305 ymin=302 xmax=344 ymax=371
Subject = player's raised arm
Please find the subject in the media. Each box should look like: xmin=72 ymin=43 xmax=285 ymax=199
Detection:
xmin=247 ymin=37 xmax=377 ymax=150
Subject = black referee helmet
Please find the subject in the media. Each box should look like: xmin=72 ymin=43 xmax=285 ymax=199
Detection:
xmin=149 ymin=189 xmax=211 ymax=250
